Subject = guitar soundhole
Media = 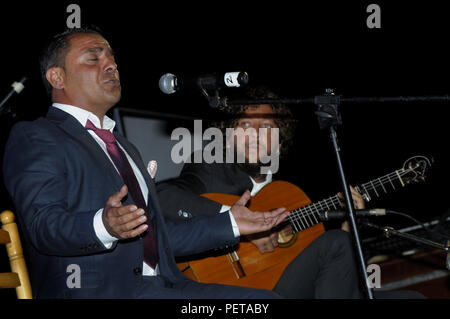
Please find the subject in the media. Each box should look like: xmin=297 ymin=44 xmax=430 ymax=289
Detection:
xmin=277 ymin=225 xmax=297 ymax=248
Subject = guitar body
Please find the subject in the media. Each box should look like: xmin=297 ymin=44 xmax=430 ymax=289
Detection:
xmin=177 ymin=181 xmax=325 ymax=290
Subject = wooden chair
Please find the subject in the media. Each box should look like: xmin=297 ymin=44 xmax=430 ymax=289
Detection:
xmin=0 ymin=210 xmax=32 ymax=299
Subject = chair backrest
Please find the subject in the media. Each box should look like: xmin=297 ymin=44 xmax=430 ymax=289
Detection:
xmin=0 ymin=210 xmax=32 ymax=299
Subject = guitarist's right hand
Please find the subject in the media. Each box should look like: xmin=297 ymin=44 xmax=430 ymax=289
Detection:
xmin=230 ymin=190 xmax=289 ymax=236
xmin=248 ymin=232 xmax=279 ymax=253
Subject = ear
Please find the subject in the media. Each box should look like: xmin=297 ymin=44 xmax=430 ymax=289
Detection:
xmin=45 ymin=67 xmax=65 ymax=90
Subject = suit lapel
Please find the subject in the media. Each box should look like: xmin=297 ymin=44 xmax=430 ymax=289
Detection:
xmin=46 ymin=107 xmax=124 ymax=192
xmin=47 ymin=107 xmax=160 ymax=218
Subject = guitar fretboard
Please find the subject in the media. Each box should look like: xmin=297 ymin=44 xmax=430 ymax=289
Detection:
xmin=287 ymin=167 xmax=416 ymax=234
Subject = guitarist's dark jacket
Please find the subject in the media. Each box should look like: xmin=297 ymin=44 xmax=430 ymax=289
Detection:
xmin=157 ymin=159 xmax=256 ymax=222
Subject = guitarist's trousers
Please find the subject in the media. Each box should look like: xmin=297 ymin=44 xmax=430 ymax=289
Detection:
xmin=273 ymin=229 xmax=425 ymax=299
xmin=273 ymin=229 xmax=362 ymax=298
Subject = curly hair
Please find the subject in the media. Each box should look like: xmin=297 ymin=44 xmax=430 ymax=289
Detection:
xmin=214 ymin=86 xmax=297 ymax=156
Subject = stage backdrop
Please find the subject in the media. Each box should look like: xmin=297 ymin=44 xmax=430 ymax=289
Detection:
xmin=117 ymin=109 xmax=200 ymax=183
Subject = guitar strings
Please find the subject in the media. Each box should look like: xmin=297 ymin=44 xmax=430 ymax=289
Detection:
xmin=285 ymin=167 xmax=419 ymax=232
xmin=290 ymin=166 xmax=421 ymax=229
xmin=288 ymin=169 xmax=409 ymax=223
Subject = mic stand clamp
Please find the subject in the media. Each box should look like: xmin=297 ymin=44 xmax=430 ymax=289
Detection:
xmin=198 ymin=83 xmax=228 ymax=109
xmin=315 ymin=88 xmax=374 ymax=299
xmin=314 ymin=90 xmax=342 ymax=129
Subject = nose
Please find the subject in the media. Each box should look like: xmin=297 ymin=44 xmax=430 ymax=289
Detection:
xmin=247 ymin=125 xmax=258 ymax=137
xmin=105 ymin=62 xmax=117 ymax=73
xmin=104 ymin=54 xmax=118 ymax=74
xmin=245 ymin=125 xmax=258 ymax=146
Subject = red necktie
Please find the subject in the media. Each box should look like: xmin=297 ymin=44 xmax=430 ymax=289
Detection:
xmin=86 ymin=120 xmax=159 ymax=269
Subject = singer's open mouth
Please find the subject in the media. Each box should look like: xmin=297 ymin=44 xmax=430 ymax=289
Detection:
xmin=104 ymin=79 xmax=120 ymax=86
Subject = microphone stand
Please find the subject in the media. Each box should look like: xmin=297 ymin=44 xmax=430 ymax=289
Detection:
xmin=361 ymin=221 xmax=450 ymax=252
xmin=361 ymin=221 xmax=450 ymax=271
xmin=215 ymin=94 xmax=450 ymax=108
xmin=313 ymin=89 xmax=374 ymax=299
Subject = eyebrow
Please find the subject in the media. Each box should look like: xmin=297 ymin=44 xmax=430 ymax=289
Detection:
xmin=239 ymin=114 xmax=278 ymax=119
xmin=83 ymin=47 xmax=115 ymax=56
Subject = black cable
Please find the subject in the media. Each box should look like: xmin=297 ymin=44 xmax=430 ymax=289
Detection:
xmin=386 ymin=210 xmax=431 ymax=234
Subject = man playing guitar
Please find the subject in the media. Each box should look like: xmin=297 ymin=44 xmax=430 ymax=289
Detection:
xmin=156 ymin=86 xmax=424 ymax=299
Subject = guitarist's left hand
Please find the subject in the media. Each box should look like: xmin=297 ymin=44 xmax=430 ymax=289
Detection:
xmin=230 ymin=190 xmax=289 ymax=236
xmin=338 ymin=186 xmax=365 ymax=232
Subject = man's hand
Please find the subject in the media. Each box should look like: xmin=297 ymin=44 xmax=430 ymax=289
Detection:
xmin=338 ymin=185 xmax=365 ymax=210
xmin=102 ymin=185 xmax=148 ymax=239
xmin=338 ymin=185 xmax=365 ymax=232
xmin=230 ymin=190 xmax=289 ymax=236
xmin=248 ymin=232 xmax=279 ymax=254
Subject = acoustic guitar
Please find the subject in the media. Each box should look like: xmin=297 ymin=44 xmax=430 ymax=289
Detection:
xmin=176 ymin=155 xmax=432 ymax=289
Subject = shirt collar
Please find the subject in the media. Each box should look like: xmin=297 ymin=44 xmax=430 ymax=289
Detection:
xmin=52 ymin=103 xmax=116 ymax=132
xmin=249 ymin=171 xmax=273 ymax=196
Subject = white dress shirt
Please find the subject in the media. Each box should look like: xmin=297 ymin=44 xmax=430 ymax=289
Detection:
xmin=249 ymin=173 xmax=273 ymax=196
xmin=219 ymin=172 xmax=273 ymax=213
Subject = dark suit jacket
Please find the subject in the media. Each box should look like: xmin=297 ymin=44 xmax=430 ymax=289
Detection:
xmin=157 ymin=158 xmax=254 ymax=222
xmin=2 ymin=107 xmax=238 ymax=298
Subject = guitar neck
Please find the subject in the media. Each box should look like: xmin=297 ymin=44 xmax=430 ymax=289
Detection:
xmin=354 ymin=168 xmax=408 ymax=202
xmin=287 ymin=167 xmax=409 ymax=233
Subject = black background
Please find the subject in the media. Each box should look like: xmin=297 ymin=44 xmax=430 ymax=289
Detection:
xmin=0 ymin=1 xmax=449 ymax=300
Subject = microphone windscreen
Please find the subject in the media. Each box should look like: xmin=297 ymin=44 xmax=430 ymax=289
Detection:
xmin=159 ymin=73 xmax=177 ymax=94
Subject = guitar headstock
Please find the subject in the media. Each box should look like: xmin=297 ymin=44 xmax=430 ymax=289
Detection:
xmin=354 ymin=155 xmax=433 ymax=202
xmin=401 ymin=155 xmax=433 ymax=185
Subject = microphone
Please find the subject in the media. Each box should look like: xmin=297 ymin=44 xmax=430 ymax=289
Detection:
xmin=159 ymin=72 xmax=249 ymax=94
xmin=319 ymin=208 xmax=387 ymax=221
xmin=0 ymin=76 xmax=27 ymax=111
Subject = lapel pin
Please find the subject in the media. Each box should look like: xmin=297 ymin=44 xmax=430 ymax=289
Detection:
xmin=147 ymin=160 xmax=158 ymax=179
